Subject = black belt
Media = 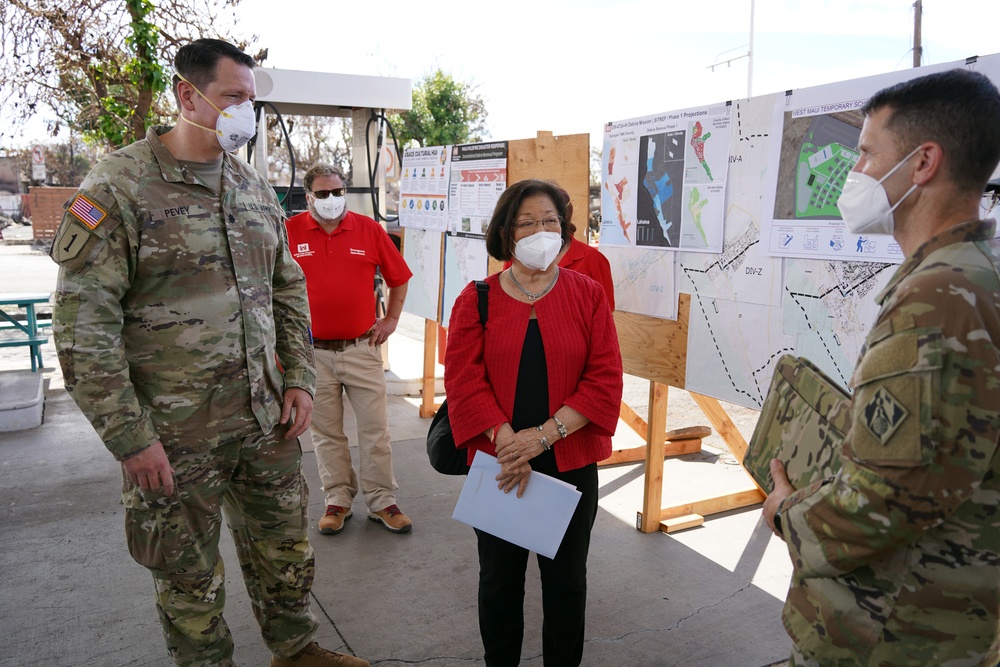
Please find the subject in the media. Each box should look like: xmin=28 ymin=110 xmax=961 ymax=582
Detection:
xmin=313 ymin=331 xmax=373 ymax=351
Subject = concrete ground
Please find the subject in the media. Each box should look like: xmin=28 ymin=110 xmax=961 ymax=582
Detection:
xmin=0 ymin=229 xmax=792 ymax=667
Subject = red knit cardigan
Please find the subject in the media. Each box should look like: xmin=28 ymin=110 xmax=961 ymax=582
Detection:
xmin=444 ymin=269 xmax=623 ymax=472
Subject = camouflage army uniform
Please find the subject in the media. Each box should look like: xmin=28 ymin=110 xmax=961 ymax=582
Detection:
xmin=779 ymin=219 xmax=1000 ymax=666
xmin=51 ymin=126 xmax=319 ymax=666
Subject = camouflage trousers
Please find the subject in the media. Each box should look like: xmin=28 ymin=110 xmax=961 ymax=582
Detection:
xmin=121 ymin=429 xmax=319 ymax=666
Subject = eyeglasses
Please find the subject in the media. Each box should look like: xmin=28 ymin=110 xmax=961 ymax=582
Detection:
xmin=312 ymin=188 xmax=347 ymax=199
xmin=514 ymin=216 xmax=561 ymax=230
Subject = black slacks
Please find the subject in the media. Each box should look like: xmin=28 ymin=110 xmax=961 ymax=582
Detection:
xmin=475 ymin=451 xmax=599 ymax=667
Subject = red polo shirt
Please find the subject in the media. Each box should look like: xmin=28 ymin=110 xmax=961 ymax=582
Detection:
xmin=285 ymin=209 xmax=412 ymax=340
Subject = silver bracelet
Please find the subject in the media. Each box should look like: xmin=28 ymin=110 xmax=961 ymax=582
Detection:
xmin=535 ymin=424 xmax=552 ymax=451
xmin=552 ymin=416 xmax=568 ymax=440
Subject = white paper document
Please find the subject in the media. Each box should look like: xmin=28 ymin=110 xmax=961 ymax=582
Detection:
xmin=452 ymin=451 xmax=582 ymax=559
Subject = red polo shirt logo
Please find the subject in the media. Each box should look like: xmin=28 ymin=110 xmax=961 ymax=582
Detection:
xmin=350 ymin=248 xmax=366 ymax=256
xmin=294 ymin=243 xmax=314 ymax=258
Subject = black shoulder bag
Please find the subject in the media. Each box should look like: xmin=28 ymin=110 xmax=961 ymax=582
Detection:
xmin=426 ymin=280 xmax=488 ymax=475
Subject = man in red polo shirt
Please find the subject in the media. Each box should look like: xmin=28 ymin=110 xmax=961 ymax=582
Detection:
xmin=286 ymin=164 xmax=413 ymax=535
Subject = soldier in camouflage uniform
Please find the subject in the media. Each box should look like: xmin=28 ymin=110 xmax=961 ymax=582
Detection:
xmin=763 ymin=69 xmax=1000 ymax=666
xmin=50 ymin=39 xmax=369 ymax=667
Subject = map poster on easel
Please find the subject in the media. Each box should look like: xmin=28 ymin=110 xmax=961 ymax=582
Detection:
xmin=401 ymin=227 xmax=443 ymax=322
xmin=440 ymin=235 xmax=489 ymax=329
xmin=600 ymin=102 xmax=732 ymax=253
xmin=601 ymin=245 xmax=677 ymax=321
xmin=762 ymin=56 xmax=1000 ymax=263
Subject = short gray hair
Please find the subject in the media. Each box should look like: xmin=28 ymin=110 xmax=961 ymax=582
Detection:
xmin=303 ymin=164 xmax=347 ymax=192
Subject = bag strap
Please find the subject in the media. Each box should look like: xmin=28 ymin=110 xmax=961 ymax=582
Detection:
xmin=475 ymin=280 xmax=489 ymax=326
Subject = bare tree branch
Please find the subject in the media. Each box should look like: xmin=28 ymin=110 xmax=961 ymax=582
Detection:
xmin=0 ymin=0 xmax=256 ymax=148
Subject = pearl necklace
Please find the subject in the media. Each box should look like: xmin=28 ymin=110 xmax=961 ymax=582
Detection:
xmin=508 ymin=267 xmax=559 ymax=301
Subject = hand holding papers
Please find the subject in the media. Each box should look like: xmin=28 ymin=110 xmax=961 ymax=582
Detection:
xmin=452 ymin=451 xmax=582 ymax=559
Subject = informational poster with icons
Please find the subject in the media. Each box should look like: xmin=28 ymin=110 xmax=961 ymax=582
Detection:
xmin=447 ymin=141 xmax=508 ymax=239
xmin=399 ymin=145 xmax=452 ymax=232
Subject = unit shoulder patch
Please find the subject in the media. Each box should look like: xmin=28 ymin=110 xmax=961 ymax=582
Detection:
xmin=862 ymin=386 xmax=909 ymax=445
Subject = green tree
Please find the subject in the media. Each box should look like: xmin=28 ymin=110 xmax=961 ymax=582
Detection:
xmin=391 ymin=69 xmax=488 ymax=148
xmin=0 ymin=0 xmax=256 ymax=149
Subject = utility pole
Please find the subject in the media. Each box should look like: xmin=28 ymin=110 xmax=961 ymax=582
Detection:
xmin=913 ymin=0 xmax=923 ymax=68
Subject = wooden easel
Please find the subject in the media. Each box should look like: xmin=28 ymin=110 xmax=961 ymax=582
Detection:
xmin=419 ymin=318 xmax=440 ymax=418
xmin=613 ymin=297 xmax=765 ymax=534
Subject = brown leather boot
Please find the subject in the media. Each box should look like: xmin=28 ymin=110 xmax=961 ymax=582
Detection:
xmin=317 ymin=505 xmax=352 ymax=535
xmin=270 ymin=642 xmax=370 ymax=667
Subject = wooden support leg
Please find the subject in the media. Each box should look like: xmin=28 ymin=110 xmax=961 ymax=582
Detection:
xmin=600 ymin=437 xmax=703 ymax=466
xmin=606 ymin=395 xmax=710 ymax=466
xmin=688 ymin=392 xmax=749 ymax=461
xmin=419 ymin=319 xmax=440 ymax=418
xmin=688 ymin=391 xmax=765 ymax=495
xmin=620 ymin=400 xmax=648 ymax=438
xmin=658 ymin=488 xmax=766 ymax=534
xmin=638 ymin=382 xmax=668 ymax=533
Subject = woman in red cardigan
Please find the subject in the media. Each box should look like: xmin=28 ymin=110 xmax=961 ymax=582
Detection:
xmin=445 ymin=179 xmax=623 ymax=667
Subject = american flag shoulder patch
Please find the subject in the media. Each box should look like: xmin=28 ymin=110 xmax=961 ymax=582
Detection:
xmin=68 ymin=193 xmax=108 ymax=230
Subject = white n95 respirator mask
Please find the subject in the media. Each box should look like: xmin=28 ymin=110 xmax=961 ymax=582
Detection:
xmin=177 ymin=74 xmax=257 ymax=152
xmin=514 ymin=231 xmax=562 ymax=271
xmin=313 ymin=195 xmax=347 ymax=221
xmin=837 ymin=146 xmax=921 ymax=235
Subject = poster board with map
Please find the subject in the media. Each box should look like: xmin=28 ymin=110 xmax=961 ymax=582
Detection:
xmin=602 ymin=54 xmax=1000 ymax=414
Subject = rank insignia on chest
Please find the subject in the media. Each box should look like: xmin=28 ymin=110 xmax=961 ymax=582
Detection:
xmin=68 ymin=194 xmax=108 ymax=229
xmin=863 ymin=386 xmax=909 ymax=445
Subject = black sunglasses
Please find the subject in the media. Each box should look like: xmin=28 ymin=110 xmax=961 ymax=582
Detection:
xmin=312 ymin=188 xmax=347 ymax=199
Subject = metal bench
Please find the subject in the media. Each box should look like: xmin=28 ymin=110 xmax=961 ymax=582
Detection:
xmin=0 ymin=332 xmax=49 ymax=372
xmin=0 ymin=293 xmax=52 ymax=372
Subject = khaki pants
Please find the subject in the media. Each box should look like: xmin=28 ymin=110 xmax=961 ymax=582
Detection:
xmin=122 ymin=430 xmax=318 ymax=667
xmin=312 ymin=341 xmax=397 ymax=512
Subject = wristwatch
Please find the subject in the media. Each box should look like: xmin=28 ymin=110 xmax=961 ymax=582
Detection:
xmin=773 ymin=507 xmax=784 ymax=537
xmin=552 ymin=416 xmax=568 ymax=440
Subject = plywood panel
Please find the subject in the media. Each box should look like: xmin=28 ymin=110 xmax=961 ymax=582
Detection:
xmin=614 ymin=294 xmax=689 ymax=388
xmin=508 ymin=132 xmax=590 ymax=242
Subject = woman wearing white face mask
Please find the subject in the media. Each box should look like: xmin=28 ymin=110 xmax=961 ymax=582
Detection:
xmin=444 ymin=179 xmax=623 ymax=666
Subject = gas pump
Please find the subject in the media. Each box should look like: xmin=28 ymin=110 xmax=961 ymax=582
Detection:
xmin=249 ymin=68 xmax=411 ymax=368
xmin=248 ymin=67 xmax=410 ymax=215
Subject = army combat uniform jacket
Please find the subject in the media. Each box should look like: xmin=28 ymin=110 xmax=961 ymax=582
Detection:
xmin=780 ymin=219 xmax=1000 ymax=666
xmin=51 ymin=126 xmax=315 ymax=460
